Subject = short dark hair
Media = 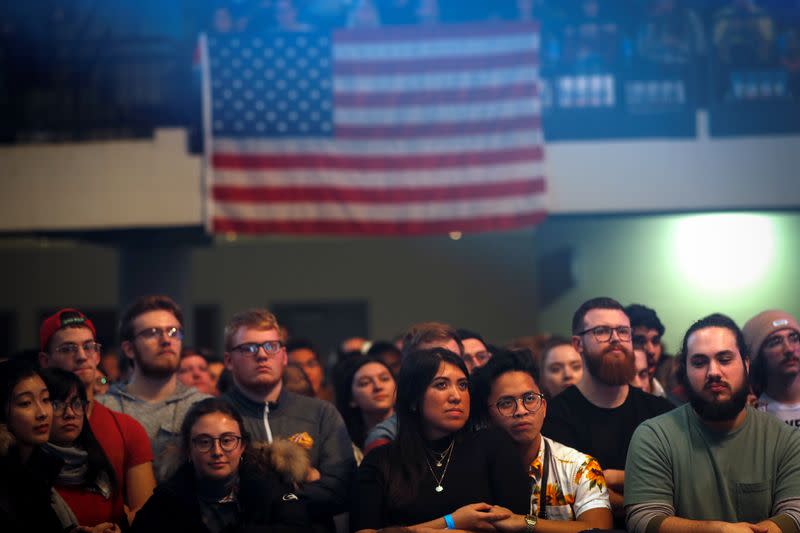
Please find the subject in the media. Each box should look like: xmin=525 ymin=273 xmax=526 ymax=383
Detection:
xmin=625 ymin=304 xmax=665 ymax=336
xmin=572 ymin=297 xmax=626 ymax=334
xmin=284 ymin=339 xmax=319 ymax=358
xmin=119 ymin=295 xmax=183 ymax=342
xmin=471 ymin=349 xmax=541 ymax=427
xmin=539 ymin=336 xmax=573 ymax=367
xmin=455 ymin=329 xmax=487 ymax=347
xmin=676 ymin=313 xmax=749 ymax=388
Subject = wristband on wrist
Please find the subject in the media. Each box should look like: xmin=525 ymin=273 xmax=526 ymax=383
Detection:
xmin=444 ymin=514 xmax=455 ymax=529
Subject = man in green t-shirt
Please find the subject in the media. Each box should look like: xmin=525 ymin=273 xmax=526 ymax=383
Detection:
xmin=625 ymin=313 xmax=800 ymax=533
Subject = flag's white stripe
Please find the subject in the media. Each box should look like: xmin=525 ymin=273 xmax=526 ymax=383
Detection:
xmin=214 ymin=129 xmax=542 ymax=156
xmin=334 ymin=67 xmax=538 ymax=93
xmin=212 ymin=161 xmax=546 ymax=188
xmin=334 ymin=99 xmax=540 ymax=125
xmin=214 ymin=193 xmax=547 ymax=221
xmin=334 ymin=34 xmax=539 ymax=61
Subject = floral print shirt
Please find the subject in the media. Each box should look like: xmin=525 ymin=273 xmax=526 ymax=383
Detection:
xmin=528 ymin=436 xmax=611 ymax=520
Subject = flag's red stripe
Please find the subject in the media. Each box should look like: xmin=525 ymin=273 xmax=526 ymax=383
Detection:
xmin=212 ymin=146 xmax=543 ymax=171
xmin=335 ymin=51 xmax=539 ymax=76
xmin=334 ymin=22 xmax=540 ymax=44
xmin=213 ymin=177 xmax=546 ymax=204
xmin=335 ymin=116 xmax=541 ymax=139
xmin=334 ymin=83 xmax=539 ymax=107
xmin=212 ymin=210 xmax=547 ymax=236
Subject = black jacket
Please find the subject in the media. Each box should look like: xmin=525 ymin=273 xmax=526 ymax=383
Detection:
xmin=0 ymin=425 xmax=67 ymax=533
xmin=131 ymin=441 xmax=310 ymax=533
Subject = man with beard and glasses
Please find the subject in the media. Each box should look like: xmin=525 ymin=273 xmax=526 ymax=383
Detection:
xmin=744 ymin=310 xmax=800 ymax=428
xmin=542 ymin=297 xmax=673 ymax=526
xmin=625 ymin=313 xmax=800 ymax=533
xmin=97 ymin=295 xmax=211 ymax=481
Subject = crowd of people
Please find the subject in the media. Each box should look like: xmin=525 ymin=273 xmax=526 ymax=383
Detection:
xmin=2 ymin=293 xmax=799 ymax=532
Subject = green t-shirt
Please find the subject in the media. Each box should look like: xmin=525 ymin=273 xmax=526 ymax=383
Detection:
xmin=625 ymin=404 xmax=800 ymax=524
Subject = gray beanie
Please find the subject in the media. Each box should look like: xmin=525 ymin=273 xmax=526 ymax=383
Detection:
xmin=742 ymin=310 xmax=800 ymax=361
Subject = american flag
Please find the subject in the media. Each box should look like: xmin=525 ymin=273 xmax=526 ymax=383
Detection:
xmin=202 ymin=22 xmax=547 ymax=236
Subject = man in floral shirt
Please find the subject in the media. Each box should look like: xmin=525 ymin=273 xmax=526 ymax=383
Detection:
xmin=472 ymin=350 xmax=612 ymax=531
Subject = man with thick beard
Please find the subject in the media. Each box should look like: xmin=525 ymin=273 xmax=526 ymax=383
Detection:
xmin=97 ymin=295 xmax=211 ymax=481
xmin=625 ymin=313 xmax=800 ymax=533
xmin=542 ymin=297 xmax=673 ymax=525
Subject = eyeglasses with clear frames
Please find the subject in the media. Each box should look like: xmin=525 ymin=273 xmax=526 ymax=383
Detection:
xmin=191 ymin=433 xmax=243 ymax=453
xmin=764 ymin=331 xmax=800 ymax=351
xmin=232 ymin=341 xmax=284 ymax=358
xmin=52 ymin=397 xmax=87 ymax=417
xmin=493 ymin=392 xmax=546 ymax=417
xmin=54 ymin=342 xmax=102 ymax=357
xmin=578 ymin=326 xmax=632 ymax=343
xmin=134 ymin=327 xmax=184 ymax=342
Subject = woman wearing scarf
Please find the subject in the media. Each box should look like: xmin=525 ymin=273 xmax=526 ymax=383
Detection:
xmin=41 ymin=368 xmax=123 ymax=532
xmin=131 ymin=397 xmax=309 ymax=533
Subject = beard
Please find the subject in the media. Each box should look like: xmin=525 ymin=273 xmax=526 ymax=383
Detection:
xmin=584 ymin=343 xmax=636 ymax=386
xmin=688 ymin=378 xmax=749 ymax=422
xmin=133 ymin=345 xmax=180 ymax=379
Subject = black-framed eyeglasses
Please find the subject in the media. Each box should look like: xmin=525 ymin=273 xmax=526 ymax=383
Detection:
xmin=54 ymin=342 xmax=102 ymax=357
xmin=52 ymin=397 xmax=87 ymax=417
xmin=191 ymin=433 xmax=243 ymax=453
xmin=134 ymin=327 xmax=184 ymax=342
xmin=578 ymin=326 xmax=632 ymax=343
xmin=493 ymin=392 xmax=546 ymax=417
xmin=232 ymin=341 xmax=284 ymax=357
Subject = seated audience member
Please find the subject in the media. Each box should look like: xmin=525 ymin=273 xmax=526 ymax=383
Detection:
xmin=366 ymin=341 xmax=402 ymax=377
xmin=744 ymin=309 xmax=800 ymax=426
xmin=100 ymin=350 xmax=122 ymax=384
xmin=625 ymin=313 xmax=800 ymax=533
xmin=351 ymin=348 xmax=530 ymax=532
xmin=283 ymin=362 xmax=316 ymax=397
xmin=456 ymin=329 xmax=492 ymax=374
xmin=221 ymin=309 xmax=354 ymax=531
xmin=207 ymin=360 xmax=225 ymax=395
xmin=542 ymin=297 xmax=673 ymax=526
xmin=177 ymin=348 xmax=215 ymax=396
xmin=41 ymin=368 xmax=127 ymax=530
xmin=97 ymin=296 xmax=211 ymax=482
xmin=286 ymin=339 xmax=333 ymax=401
xmin=363 ymin=322 xmax=464 ymax=453
xmin=630 ymin=348 xmax=652 ymax=394
xmin=538 ymin=337 xmax=584 ymax=398
xmin=626 ymin=303 xmax=670 ymax=398
xmin=131 ymin=398 xmax=309 ymax=533
xmin=471 ymin=350 xmax=613 ymax=531
xmin=335 ymin=357 xmax=396 ymax=462
xmin=38 ymin=308 xmax=156 ymax=514
xmin=1 ymin=360 xmax=116 ymax=532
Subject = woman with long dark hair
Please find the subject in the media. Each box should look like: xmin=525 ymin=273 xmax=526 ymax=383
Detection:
xmin=0 ymin=359 xmax=64 ymax=531
xmin=40 ymin=368 xmax=125 ymax=530
xmin=131 ymin=397 xmax=310 ymax=533
xmin=351 ymin=348 xmax=531 ymax=532
xmin=335 ymin=356 xmax=396 ymax=457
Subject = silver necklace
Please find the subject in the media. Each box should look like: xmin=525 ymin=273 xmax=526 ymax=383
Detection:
xmin=429 ymin=439 xmax=455 ymax=467
xmin=425 ymin=440 xmax=455 ymax=493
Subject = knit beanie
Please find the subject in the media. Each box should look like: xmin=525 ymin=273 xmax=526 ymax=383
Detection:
xmin=742 ymin=310 xmax=800 ymax=361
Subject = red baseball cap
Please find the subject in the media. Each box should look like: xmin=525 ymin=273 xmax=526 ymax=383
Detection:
xmin=40 ymin=309 xmax=97 ymax=352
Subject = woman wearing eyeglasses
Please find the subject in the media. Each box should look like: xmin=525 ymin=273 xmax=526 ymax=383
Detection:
xmin=131 ymin=397 xmax=309 ymax=533
xmin=351 ymin=348 xmax=531 ymax=533
xmin=40 ymin=368 xmax=126 ymax=532
xmin=470 ymin=350 xmax=613 ymax=532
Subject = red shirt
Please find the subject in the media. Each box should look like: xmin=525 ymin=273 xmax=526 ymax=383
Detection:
xmin=56 ymin=402 xmax=153 ymax=527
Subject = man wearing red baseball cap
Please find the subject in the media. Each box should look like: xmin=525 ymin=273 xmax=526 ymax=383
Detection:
xmin=38 ymin=308 xmax=156 ymax=516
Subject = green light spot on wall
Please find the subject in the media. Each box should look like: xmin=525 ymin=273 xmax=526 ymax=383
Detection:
xmin=674 ymin=214 xmax=775 ymax=292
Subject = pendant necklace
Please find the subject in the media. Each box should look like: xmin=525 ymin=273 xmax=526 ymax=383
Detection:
xmin=425 ymin=440 xmax=455 ymax=493
xmin=430 ymin=439 xmax=454 ymax=467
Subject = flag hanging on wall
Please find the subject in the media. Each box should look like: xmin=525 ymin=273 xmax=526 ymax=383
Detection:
xmin=202 ymin=22 xmax=547 ymax=236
